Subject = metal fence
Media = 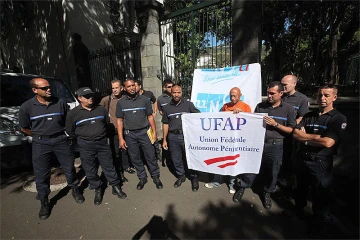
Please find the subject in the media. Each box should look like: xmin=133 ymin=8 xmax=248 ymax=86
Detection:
xmin=88 ymin=39 xmax=141 ymax=96
xmin=160 ymin=0 xmax=232 ymax=93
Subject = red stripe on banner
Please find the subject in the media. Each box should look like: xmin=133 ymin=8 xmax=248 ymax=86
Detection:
xmin=239 ymin=65 xmax=249 ymax=71
xmin=245 ymin=64 xmax=249 ymax=71
xmin=217 ymin=160 xmax=238 ymax=168
xmin=204 ymin=154 xmax=240 ymax=165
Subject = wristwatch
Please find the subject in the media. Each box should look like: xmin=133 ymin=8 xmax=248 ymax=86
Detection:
xmin=305 ymin=141 xmax=308 ymax=145
xmin=274 ymin=123 xmax=279 ymax=128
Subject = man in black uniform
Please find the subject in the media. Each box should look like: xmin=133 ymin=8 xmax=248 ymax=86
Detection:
xmin=279 ymin=74 xmax=309 ymax=187
xmin=157 ymin=79 xmax=173 ymax=115
xmin=116 ymin=79 xmax=163 ymax=190
xmin=66 ymin=87 xmax=127 ymax=206
xmin=19 ymin=78 xmax=84 ymax=220
xmin=162 ymin=85 xmax=201 ymax=191
xmin=233 ymin=81 xmax=296 ymax=209
xmin=292 ymin=84 xmax=347 ymax=228
xmin=99 ymin=79 xmax=135 ymax=183
xmin=134 ymin=80 xmax=162 ymax=161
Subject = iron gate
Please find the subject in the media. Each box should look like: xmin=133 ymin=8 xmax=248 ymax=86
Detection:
xmin=160 ymin=0 xmax=232 ymax=95
xmin=88 ymin=39 xmax=141 ymax=97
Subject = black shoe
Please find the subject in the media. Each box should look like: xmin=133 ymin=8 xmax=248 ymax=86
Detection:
xmin=120 ymin=173 xmax=129 ymax=183
xmin=137 ymin=177 xmax=148 ymax=190
xmin=124 ymin=167 xmax=135 ymax=174
xmin=153 ymin=176 xmax=163 ymax=189
xmin=233 ymin=188 xmax=245 ymax=203
xmin=191 ymin=177 xmax=199 ymax=192
xmin=174 ymin=175 xmax=186 ymax=188
xmin=112 ymin=185 xmax=127 ymax=199
xmin=262 ymin=192 xmax=272 ymax=209
xmin=39 ymin=198 xmax=50 ymax=220
xmin=94 ymin=187 xmax=103 ymax=206
xmin=72 ymin=186 xmax=85 ymax=204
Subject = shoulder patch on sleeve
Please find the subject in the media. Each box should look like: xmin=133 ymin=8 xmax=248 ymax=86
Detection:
xmin=341 ymin=123 xmax=347 ymax=130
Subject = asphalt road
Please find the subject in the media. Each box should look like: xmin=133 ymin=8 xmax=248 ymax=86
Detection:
xmin=1 ymin=159 xmax=358 ymax=239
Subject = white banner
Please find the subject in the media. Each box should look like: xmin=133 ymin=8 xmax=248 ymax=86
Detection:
xmin=191 ymin=64 xmax=262 ymax=113
xmin=182 ymin=112 xmax=266 ymax=176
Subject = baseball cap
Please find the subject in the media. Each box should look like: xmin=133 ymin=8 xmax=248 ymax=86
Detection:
xmin=76 ymin=87 xmax=94 ymax=96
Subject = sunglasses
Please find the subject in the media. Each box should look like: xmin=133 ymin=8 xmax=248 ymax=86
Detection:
xmin=166 ymin=85 xmax=173 ymax=88
xmin=36 ymin=86 xmax=51 ymax=91
xmin=82 ymin=94 xmax=94 ymax=99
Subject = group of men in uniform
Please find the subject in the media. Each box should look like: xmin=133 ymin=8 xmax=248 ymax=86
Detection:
xmin=19 ymin=73 xmax=347 ymax=237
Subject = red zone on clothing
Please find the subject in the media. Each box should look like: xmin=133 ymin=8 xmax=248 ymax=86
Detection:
xmin=204 ymin=154 xmax=240 ymax=168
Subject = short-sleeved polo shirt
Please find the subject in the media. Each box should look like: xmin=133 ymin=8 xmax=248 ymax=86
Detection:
xmin=296 ymin=109 xmax=347 ymax=157
xmin=116 ymin=94 xmax=153 ymax=130
xmin=142 ymin=90 xmax=156 ymax=104
xmin=65 ymin=105 xmax=109 ymax=141
xmin=282 ymin=91 xmax=309 ymax=119
xmin=19 ymin=96 xmax=68 ymax=136
xmin=162 ymin=99 xmax=200 ymax=132
xmin=157 ymin=93 xmax=172 ymax=113
xmin=254 ymin=101 xmax=296 ymax=139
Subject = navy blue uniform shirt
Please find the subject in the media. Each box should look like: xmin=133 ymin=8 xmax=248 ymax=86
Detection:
xmin=255 ymin=101 xmax=296 ymax=139
xmin=19 ymin=96 xmax=68 ymax=136
xmin=116 ymin=94 xmax=153 ymax=130
xmin=282 ymin=91 xmax=309 ymax=119
xmin=157 ymin=93 xmax=172 ymax=113
xmin=296 ymin=109 xmax=347 ymax=157
xmin=66 ymin=105 xmax=109 ymax=141
xmin=162 ymin=99 xmax=200 ymax=132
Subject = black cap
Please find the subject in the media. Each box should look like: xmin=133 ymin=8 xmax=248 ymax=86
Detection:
xmin=76 ymin=87 xmax=94 ymax=96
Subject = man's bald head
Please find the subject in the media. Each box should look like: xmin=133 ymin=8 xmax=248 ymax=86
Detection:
xmin=230 ymin=87 xmax=242 ymax=104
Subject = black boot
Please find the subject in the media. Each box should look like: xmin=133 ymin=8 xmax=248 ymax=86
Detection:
xmin=137 ymin=177 xmax=148 ymax=190
xmin=39 ymin=198 xmax=50 ymax=220
xmin=153 ymin=175 xmax=163 ymax=189
xmin=94 ymin=187 xmax=103 ymax=206
xmin=191 ymin=177 xmax=199 ymax=192
xmin=112 ymin=184 xmax=127 ymax=199
xmin=119 ymin=172 xmax=129 ymax=183
xmin=233 ymin=188 xmax=245 ymax=203
xmin=72 ymin=186 xmax=85 ymax=204
xmin=174 ymin=174 xmax=186 ymax=188
xmin=262 ymin=192 xmax=272 ymax=209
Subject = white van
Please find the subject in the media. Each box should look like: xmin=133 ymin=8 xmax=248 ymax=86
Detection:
xmin=0 ymin=72 xmax=78 ymax=168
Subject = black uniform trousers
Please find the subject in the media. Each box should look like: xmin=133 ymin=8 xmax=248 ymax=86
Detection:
xmin=168 ymin=133 xmax=197 ymax=178
xmin=108 ymin=130 xmax=131 ymax=171
xmin=124 ymin=128 xmax=160 ymax=179
xmin=32 ymin=134 xmax=78 ymax=200
xmin=236 ymin=141 xmax=283 ymax=192
xmin=77 ymin=137 xmax=120 ymax=190
xmin=295 ymin=153 xmax=333 ymax=218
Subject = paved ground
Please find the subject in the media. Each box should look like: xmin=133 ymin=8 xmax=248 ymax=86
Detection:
xmin=0 ymin=159 xmax=358 ymax=239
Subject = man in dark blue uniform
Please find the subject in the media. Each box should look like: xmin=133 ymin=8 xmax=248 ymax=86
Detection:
xmin=116 ymin=79 xmax=163 ymax=190
xmin=233 ymin=81 xmax=296 ymax=209
xmin=19 ymin=78 xmax=84 ymax=220
xmin=162 ymin=85 xmax=201 ymax=191
xmin=157 ymin=79 xmax=173 ymax=115
xmin=292 ymin=84 xmax=347 ymax=233
xmin=279 ymin=74 xmax=309 ymax=188
xmin=66 ymin=87 xmax=127 ymax=206
xmin=134 ymin=80 xmax=162 ymax=162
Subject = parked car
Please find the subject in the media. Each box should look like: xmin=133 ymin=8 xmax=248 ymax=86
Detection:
xmin=0 ymin=72 xmax=78 ymax=169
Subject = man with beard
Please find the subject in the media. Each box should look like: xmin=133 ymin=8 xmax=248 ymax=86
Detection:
xmin=116 ymin=79 xmax=163 ymax=190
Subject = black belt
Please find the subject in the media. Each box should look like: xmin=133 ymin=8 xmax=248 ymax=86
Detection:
xmin=33 ymin=132 xmax=65 ymax=139
xmin=169 ymin=129 xmax=183 ymax=135
xmin=302 ymin=152 xmax=332 ymax=162
xmin=264 ymin=138 xmax=283 ymax=144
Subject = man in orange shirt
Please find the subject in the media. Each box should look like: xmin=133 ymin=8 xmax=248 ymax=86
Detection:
xmin=204 ymin=87 xmax=252 ymax=193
